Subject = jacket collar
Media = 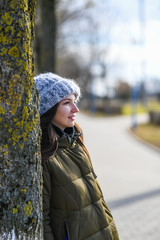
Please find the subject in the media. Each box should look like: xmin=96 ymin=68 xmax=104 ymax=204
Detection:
xmin=53 ymin=125 xmax=81 ymax=147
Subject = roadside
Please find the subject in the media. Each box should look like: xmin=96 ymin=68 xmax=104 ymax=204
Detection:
xmin=130 ymin=123 xmax=160 ymax=150
xmin=82 ymin=98 xmax=160 ymax=151
xmin=77 ymin=113 xmax=160 ymax=240
xmin=123 ymin=99 xmax=160 ymax=150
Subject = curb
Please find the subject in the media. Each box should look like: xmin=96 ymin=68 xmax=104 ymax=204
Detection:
xmin=128 ymin=128 xmax=160 ymax=154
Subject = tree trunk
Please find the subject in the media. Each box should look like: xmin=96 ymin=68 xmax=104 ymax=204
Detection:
xmin=0 ymin=1 xmax=43 ymax=239
xmin=35 ymin=0 xmax=57 ymax=74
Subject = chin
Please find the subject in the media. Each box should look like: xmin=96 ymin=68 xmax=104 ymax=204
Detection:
xmin=67 ymin=122 xmax=75 ymax=128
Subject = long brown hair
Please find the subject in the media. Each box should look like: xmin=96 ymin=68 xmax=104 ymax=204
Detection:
xmin=40 ymin=107 xmax=92 ymax=165
xmin=74 ymin=122 xmax=93 ymax=167
xmin=40 ymin=104 xmax=58 ymax=161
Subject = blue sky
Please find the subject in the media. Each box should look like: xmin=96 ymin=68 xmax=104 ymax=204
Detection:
xmin=94 ymin=0 xmax=160 ymax=96
xmin=68 ymin=0 xmax=160 ymax=94
xmin=86 ymin=0 xmax=160 ymax=95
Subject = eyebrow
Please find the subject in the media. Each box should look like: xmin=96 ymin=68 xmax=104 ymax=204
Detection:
xmin=61 ymin=98 xmax=72 ymax=102
xmin=61 ymin=97 xmax=76 ymax=102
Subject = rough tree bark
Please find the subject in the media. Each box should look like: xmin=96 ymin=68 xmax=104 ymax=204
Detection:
xmin=0 ymin=0 xmax=43 ymax=239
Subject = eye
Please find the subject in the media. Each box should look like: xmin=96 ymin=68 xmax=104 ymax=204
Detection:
xmin=64 ymin=101 xmax=70 ymax=105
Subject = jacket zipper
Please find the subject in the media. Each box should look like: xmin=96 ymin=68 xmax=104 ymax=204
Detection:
xmin=64 ymin=220 xmax=70 ymax=240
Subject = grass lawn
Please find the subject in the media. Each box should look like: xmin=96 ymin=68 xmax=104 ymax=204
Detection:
xmin=122 ymin=99 xmax=160 ymax=115
xmin=148 ymin=100 xmax=160 ymax=112
xmin=122 ymin=102 xmax=147 ymax=115
xmin=131 ymin=123 xmax=160 ymax=149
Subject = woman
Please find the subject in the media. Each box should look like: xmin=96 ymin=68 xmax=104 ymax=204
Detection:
xmin=34 ymin=73 xmax=119 ymax=240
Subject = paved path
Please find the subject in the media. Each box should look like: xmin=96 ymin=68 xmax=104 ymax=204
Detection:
xmin=77 ymin=113 xmax=160 ymax=240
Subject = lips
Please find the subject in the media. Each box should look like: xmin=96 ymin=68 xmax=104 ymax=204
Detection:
xmin=68 ymin=115 xmax=76 ymax=121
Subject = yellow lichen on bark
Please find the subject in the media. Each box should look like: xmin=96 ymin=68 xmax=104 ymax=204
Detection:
xmin=21 ymin=189 xmax=27 ymax=193
xmin=10 ymin=0 xmax=28 ymax=12
xmin=24 ymin=201 xmax=33 ymax=217
xmin=8 ymin=74 xmax=23 ymax=114
xmin=0 ymin=48 xmax=8 ymax=56
xmin=8 ymin=46 xmax=20 ymax=58
xmin=0 ymin=0 xmax=38 ymax=147
xmin=0 ymin=33 xmax=13 ymax=45
xmin=13 ymin=208 xmax=18 ymax=214
xmin=0 ymin=105 xmax=5 ymax=114
xmin=0 ymin=1 xmax=34 ymax=76
xmin=1 ymin=12 xmax=13 ymax=25
xmin=0 ymin=1 xmax=43 ymax=237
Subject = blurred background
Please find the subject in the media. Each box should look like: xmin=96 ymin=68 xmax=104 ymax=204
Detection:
xmin=34 ymin=1 xmax=160 ymax=239
xmin=34 ymin=0 xmax=160 ymax=141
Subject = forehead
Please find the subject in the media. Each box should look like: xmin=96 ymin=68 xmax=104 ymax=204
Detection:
xmin=62 ymin=93 xmax=76 ymax=100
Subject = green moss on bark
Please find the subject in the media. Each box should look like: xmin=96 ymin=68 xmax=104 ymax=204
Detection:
xmin=0 ymin=1 xmax=43 ymax=239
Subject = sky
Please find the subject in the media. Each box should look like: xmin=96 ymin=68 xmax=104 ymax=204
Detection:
xmin=67 ymin=0 xmax=160 ymax=95
xmin=105 ymin=0 xmax=160 ymax=89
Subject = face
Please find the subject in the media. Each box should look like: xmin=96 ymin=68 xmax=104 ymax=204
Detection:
xmin=52 ymin=94 xmax=79 ymax=130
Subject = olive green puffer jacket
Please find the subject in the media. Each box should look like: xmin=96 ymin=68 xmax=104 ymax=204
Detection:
xmin=43 ymin=131 xmax=119 ymax=240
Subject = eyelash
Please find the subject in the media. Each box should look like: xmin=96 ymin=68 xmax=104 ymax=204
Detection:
xmin=64 ymin=101 xmax=76 ymax=105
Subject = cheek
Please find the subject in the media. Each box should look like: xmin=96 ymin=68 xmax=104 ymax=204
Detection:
xmin=58 ymin=108 xmax=68 ymax=119
xmin=55 ymin=105 xmax=70 ymax=121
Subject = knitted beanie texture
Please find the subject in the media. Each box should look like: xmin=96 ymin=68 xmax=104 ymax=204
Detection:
xmin=34 ymin=72 xmax=81 ymax=116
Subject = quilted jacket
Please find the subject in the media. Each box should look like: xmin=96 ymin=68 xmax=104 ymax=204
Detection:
xmin=43 ymin=128 xmax=119 ymax=240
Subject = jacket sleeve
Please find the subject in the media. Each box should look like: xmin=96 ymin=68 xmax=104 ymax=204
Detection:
xmin=43 ymin=160 xmax=54 ymax=240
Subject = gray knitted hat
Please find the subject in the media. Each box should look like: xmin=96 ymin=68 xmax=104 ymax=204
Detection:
xmin=34 ymin=72 xmax=81 ymax=116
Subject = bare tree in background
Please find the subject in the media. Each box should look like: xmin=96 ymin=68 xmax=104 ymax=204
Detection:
xmin=56 ymin=0 xmax=115 ymax=92
xmin=35 ymin=0 xmax=57 ymax=74
xmin=116 ymin=80 xmax=131 ymax=99
xmin=0 ymin=1 xmax=43 ymax=239
xmin=35 ymin=0 xmax=115 ymax=96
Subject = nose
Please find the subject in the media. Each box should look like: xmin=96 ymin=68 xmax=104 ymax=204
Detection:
xmin=72 ymin=103 xmax=79 ymax=113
